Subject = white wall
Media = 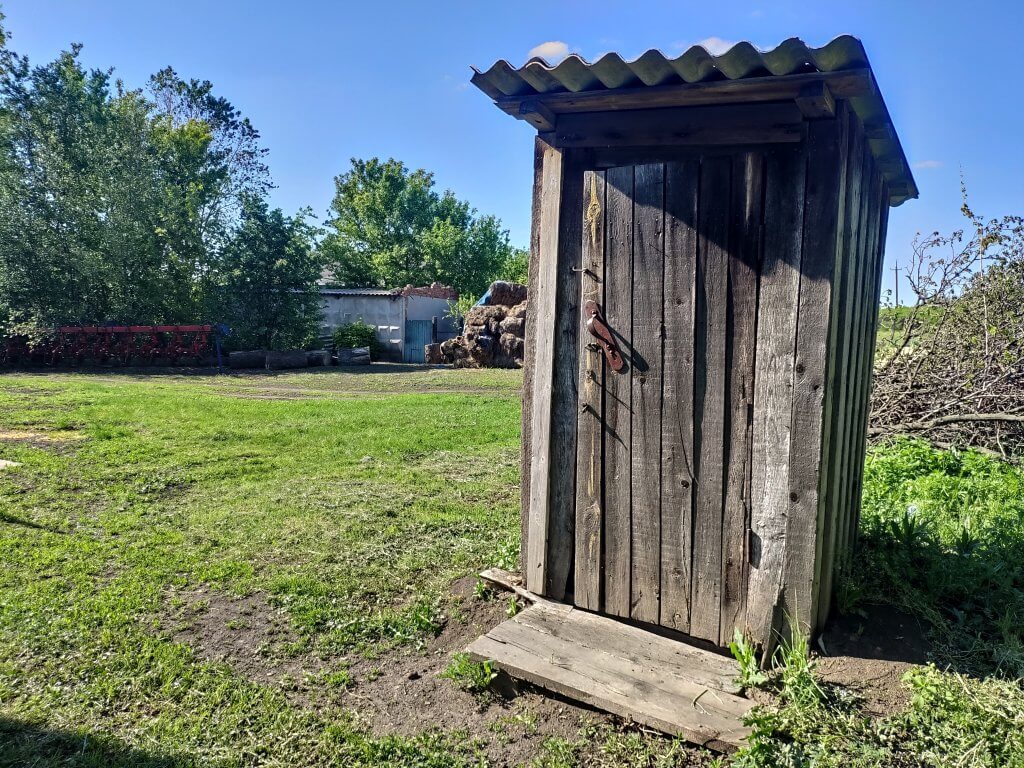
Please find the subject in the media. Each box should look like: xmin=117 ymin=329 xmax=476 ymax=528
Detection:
xmin=319 ymin=294 xmax=405 ymax=360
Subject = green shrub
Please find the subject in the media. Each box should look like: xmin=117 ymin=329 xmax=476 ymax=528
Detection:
xmin=332 ymin=321 xmax=381 ymax=358
xmin=857 ymin=438 xmax=1024 ymax=676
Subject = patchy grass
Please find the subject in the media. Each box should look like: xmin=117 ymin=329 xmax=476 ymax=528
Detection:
xmin=856 ymin=438 xmax=1024 ymax=677
xmin=2 ymin=371 xmax=1023 ymax=767
xmin=733 ymin=439 xmax=1024 ymax=768
xmin=0 ymin=368 xmax=521 ymax=766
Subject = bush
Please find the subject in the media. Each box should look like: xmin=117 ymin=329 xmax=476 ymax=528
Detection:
xmin=332 ymin=322 xmax=381 ymax=358
xmin=856 ymin=438 xmax=1024 ymax=676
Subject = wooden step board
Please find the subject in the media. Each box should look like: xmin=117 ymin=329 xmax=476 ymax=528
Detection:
xmin=466 ymin=601 xmax=753 ymax=752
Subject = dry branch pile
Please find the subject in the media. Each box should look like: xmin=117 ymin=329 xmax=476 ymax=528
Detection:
xmin=437 ymin=282 xmax=527 ymax=368
xmin=870 ymin=200 xmax=1024 ymax=458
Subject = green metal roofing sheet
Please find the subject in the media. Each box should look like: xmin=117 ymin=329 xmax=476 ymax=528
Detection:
xmin=472 ymin=35 xmax=917 ymax=205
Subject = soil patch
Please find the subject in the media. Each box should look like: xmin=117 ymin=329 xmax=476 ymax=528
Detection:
xmin=336 ymin=576 xmax=617 ymax=767
xmin=165 ymin=579 xmax=634 ymax=766
xmin=167 ymin=587 xmax=325 ymax=686
xmin=815 ymin=603 xmax=931 ymax=715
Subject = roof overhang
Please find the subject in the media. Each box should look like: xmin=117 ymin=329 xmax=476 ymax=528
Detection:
xmin=471 ymin=36 xmax=917 ymax=206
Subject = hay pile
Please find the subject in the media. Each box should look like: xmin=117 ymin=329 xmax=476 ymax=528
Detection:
xmin=435 ymin=281 xmax=527 ymax=368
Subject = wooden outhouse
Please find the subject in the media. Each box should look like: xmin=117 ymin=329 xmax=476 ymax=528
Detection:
xmin=472 ymin=36 xmax=916 ymax=654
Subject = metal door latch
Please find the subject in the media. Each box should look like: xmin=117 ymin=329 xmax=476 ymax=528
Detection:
xmin=584 ymin=300 xmax=626 ymax=373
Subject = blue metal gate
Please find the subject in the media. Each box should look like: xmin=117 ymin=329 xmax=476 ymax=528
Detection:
xmin=403 ymin=320 xmax=433 ymax=363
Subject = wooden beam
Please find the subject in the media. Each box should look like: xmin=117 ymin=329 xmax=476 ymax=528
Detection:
xmin=520 ymin=138 xmax=545 ymax=575
xmin=745 ymin=145 xmax=806 ymax=655
xmin=573 ymin=170 xmax=606 ymax=611
xmin=794 ymin=81 xmax=835 ymax=119
xmin=545 ymin=150 xmax=587 ymax=600
xmin=524 ymin=139 xmax=566 ymax=594
xmin=518 ymin=99 xmax=557 ymax=131
xmin=541 ymin=103 xmax=805 ymax=149
xmin=497 ymin=69 xmax=873 ymax=120
xmin=781 ymin=111 xmax=849 ymax=642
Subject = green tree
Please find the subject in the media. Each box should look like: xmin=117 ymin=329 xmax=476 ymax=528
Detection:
xmin=321 ymin=157 xmax=521 ymax=300
xmin=0 ymin=20 xmax=273 ymax=331
xmin=0 ymin=41 xmax=170 ymax=327
xmin=213 ymin=196 xmax=322 ymax=350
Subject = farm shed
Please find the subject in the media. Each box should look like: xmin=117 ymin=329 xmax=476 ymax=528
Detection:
xmin=317 ymin=284 xmax=459 ymax=362
xmin=466 ymin=35 xmax=916 ymax=745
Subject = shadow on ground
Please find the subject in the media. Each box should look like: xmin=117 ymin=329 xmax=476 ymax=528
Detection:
xmin=0 ymin=718 xmax=180 ymax=768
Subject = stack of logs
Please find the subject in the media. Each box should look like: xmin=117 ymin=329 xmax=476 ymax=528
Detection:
xmin=435 ymin=281 xmax=528 ymax=368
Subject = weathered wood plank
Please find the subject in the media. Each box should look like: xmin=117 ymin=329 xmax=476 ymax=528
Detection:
xmin=806 ymin=103 xmax=853 ymax=631
xmin=721 ymin=152 xmax=763 ymax=643
xmin=816 ymin=110 xmax=866 ymax=628
xmin=660 ymin=158 xmax=699 ymax=632
xmin=836 ymin=136 xmax=875 ymax=593
xmin=630 ymin=163 xmax=665 ymax=624
xmin=847 ymin=169 xmax=888 ymax=552
xmin=794 ymin=81 xmax=836 ymax=119
xmin=745 ymin=145 xmax=807 ymax=652
xmin=690 ymin=156 xmax=731 ymax=643
xmin=494 ymin=69 xmax=874 ymax=120
xmin=465 ymin=603 xmax=752 ymax=751
xmin=837 ymin=156 xmax=879 ymax=571
xmin=782 ymin=114 xmax=849 ymax=640
xmin=602 ymin=165 xmax=635 ymax=618
xmin=520 ymin=137 xmax=545 ymax=574
xmin=544 ymin=103 xmax=804 ymax=149
xmin=573 ymin=170 xmax=607 ymax=610
xmin=524 ymin=141 xmax=566 ymax=594
xmin=513 ymin=602 xmax=742 ymax=693
xmin=546 ymin=151 xmax=587 ymax=600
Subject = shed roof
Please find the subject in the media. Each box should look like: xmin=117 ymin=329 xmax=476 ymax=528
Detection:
xmin=319 ymin=287 xmax=400 ymax=297
xmin=471 ymin=35 xmax=917 ymax=205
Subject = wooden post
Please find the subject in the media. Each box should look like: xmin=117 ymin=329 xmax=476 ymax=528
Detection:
xmin=524 ymin=139 xmax=566 ymax=594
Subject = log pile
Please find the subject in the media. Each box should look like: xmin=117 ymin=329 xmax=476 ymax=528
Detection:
xmin=438 ymin=281 xmax=528 ymax=369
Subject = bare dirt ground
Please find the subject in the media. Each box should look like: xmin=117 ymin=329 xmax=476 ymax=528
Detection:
xmin=167 ymin=577 xmax=615 ymax=767
xmin=166 ymin=574 xmax=931 ymax=766
xmin=815 ymin=603 xmax=932 ymax=716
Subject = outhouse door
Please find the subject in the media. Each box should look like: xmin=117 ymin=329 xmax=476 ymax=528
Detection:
xmin=572 ymin=152 xmax=772 ymax=646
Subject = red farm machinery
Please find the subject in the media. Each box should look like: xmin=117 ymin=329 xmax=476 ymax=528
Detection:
xmin=1 ymin=325 xmax=218 ymax=367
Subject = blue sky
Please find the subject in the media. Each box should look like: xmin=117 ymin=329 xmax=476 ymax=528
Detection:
xmin=4 ymin=1 xmax=1023 ymax=300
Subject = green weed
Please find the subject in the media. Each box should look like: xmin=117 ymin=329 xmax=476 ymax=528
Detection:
xmin=441 ymin=652 xmax=498 ymax=693
xmin=728 ymin=629 xmax=767 ymax=689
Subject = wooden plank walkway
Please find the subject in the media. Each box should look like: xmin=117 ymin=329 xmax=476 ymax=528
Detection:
xmin=466 ymin=600 xmax=753 ymax=752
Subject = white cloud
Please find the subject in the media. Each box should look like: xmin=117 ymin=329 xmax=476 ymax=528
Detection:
xmin=695 ymin=36 xmax=739 ymax=55
xmin=528 ymin=41 xmax=570 ymax=63
xmin=913 ymin=159 xmax=943 ymax=170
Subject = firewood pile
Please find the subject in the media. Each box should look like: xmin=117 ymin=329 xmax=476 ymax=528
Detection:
xmin=432 ymin=281 xmax=527 ymax=368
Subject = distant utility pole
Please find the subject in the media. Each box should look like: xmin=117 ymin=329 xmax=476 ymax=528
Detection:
xmin=892 ymin=262 xmax=900 ymax=306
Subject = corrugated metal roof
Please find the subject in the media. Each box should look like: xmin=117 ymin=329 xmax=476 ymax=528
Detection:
xmin=319 ymin=288 xmax=400 ymax=297
xmin=471 ymin=35 xmax=916 ymax=205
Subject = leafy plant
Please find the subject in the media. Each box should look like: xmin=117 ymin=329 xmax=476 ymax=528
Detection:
xmin=441 ymin=652 xmax=497 ymax=693
xmin=729 ymin=629 xmax=767 ymax=689
xmin=505 ymin=595 xmax=521 ymax=618
xmin=332 ymin=321 xmax=381 ymax=358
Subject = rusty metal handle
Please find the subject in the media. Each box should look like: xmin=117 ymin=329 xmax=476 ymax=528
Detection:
xmin=584 ymin=300 xmax=626 ymax=373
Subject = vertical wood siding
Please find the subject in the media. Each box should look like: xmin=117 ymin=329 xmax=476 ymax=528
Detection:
xmin=524 ymin=105 xmax=891 ymax=651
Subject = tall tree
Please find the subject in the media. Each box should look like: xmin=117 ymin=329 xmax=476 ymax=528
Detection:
xmin=212 ymin=196 xmax=322 ymax=350
xmin=321 ymin=157 xmax=520 ymax=300
xmin=0 ymin=20 xmax=274 ymax=331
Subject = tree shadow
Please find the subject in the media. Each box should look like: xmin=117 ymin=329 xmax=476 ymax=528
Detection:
xmin=0 ymin=718 xmax=181 ymax=767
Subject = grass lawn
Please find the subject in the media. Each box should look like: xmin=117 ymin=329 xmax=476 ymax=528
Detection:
xmin=0 ymin=368 xmax=527 ymax=766
xmin=1 ymin=367 xmax=1023 ymax=767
